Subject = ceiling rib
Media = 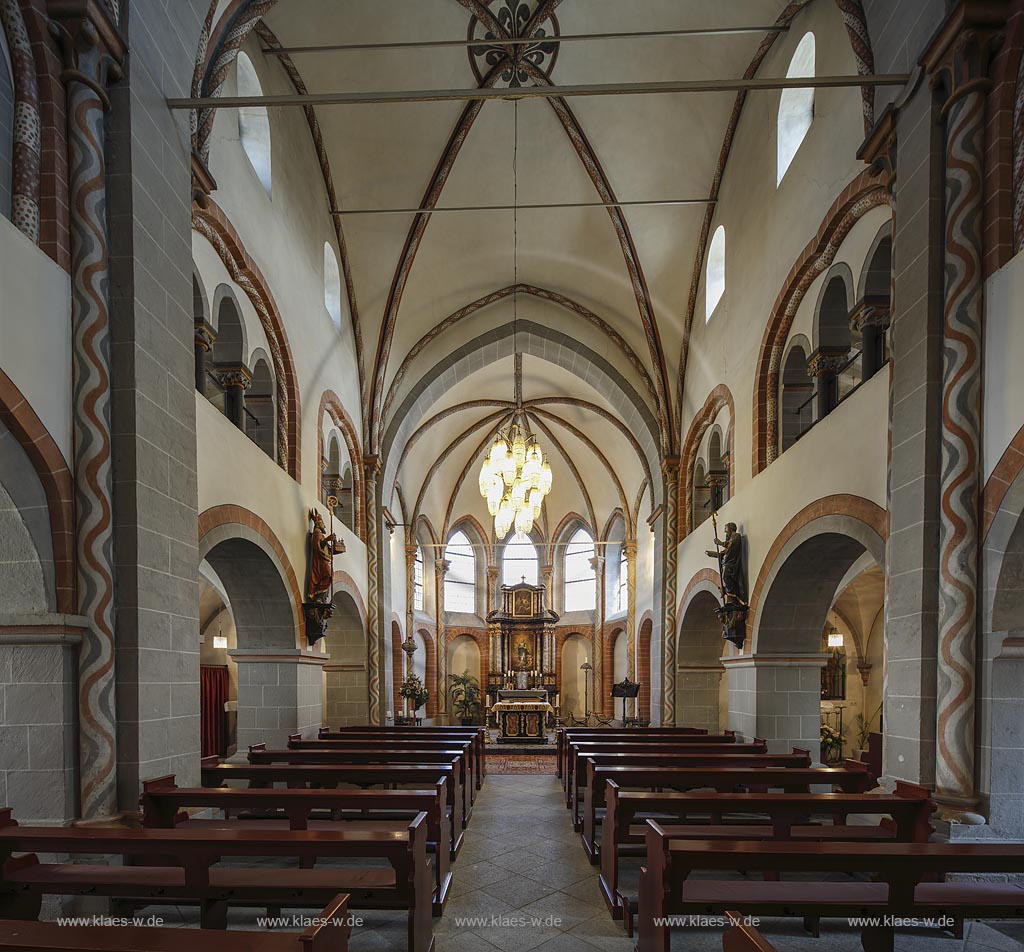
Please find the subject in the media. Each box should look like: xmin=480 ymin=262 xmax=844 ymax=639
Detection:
xmin=261 ymin=25 xmax=790 ymax=56
xmin=169 ymin=74 xmax=910 ymax=109
xmin=332 ymin=198 xmax=714 ymax=216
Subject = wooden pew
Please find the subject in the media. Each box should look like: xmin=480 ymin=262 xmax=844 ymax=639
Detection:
xmin=140 ymin=775 xmax=452 ymax=914
xmin=723 ymin=914 xmax=777 ymax=952
xmin=556 ymin=727 xmax=726 ymax=778
xmin=636 ymin=828 xmax=1024 ymax=952
xmin=321 ymin=727 xmax=487 ymax=788
xmin=580 ymin=761 xmax=872 ymax=860
xmin=599 ymin=780 xmax=934 ymax=934
xmin=0 ymin=894 xmax=352 ymax=952
xmin=0 ymin=809 xmax=433 ymax=952
xmin=572 ymin=750 xmax=812 ymax=834
xmin=247 ymin=746 xmax=473 ymax=824
xmin=564 ymin=740 xmax=767 ymax=805
xmin=200 ymin=759 xmax=466 ymax=853
xmin=292 ymin=734 xmax=481 ymax=794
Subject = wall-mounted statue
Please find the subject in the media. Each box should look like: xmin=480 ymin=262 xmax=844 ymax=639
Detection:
xmin=706 ymin=515 xmax=748 ymax=649
xmin=304 ymin=508 xmax=345 ymax=645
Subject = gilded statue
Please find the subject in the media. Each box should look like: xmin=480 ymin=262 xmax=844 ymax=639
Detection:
xmin=307 ymin=508 xmax=344 ymax=603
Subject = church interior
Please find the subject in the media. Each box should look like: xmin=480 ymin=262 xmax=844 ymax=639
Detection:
xmin=2 ymin=0 xmax=1024 ymax=949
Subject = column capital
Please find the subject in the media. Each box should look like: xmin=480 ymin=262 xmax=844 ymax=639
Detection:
xmin=194 ymin=320 xmax=217 ymax=353
xmin=216 ymin=363 xmax=253 ymax=391
xmin=621 ymin=541 xmax=637 ymax=559
xmin=362 ymin=454 xmax=381 ymax=478
xmin=921 ymin=0 xmax=1008 ymax=112
xmin=48 ymin=0 xmax=126 ymax=101
xmin=434 ymin=558 xmax=450 ymax=575
xmin=661 ymin=455 xmax=681 ymax=479
xmin=849 ymin=298 xmax=892 ymax=333
xmin=589 ymin=555 xmax=606 ymax=572
xmin=486 ymin=565 xmax=500 ymax=580
xmin=806 ymin=347 xmax=849 ymax=378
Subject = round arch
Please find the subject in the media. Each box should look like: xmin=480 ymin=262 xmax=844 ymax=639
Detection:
xmin=676 ymin=583 xmax=726 ymax=733
xmin=679 ymin=383 xmax=735 ymax=534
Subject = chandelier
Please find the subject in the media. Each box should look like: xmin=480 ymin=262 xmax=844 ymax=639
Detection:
xmin=478 ymin=412 xmax=552 ymax=539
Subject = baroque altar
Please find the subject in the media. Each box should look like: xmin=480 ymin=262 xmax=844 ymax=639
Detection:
xmin=486 ymin=580 xmax=559 ymax=741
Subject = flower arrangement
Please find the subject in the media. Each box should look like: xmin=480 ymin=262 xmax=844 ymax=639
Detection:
xmin=820 ymin=723 xmax=845 ymax=762
xmin=399 ymin=672 xmax=429 ymax=711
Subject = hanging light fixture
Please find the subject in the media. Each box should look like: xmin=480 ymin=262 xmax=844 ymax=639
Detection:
xmin=478 ymin=98 xmax=552 ymax=540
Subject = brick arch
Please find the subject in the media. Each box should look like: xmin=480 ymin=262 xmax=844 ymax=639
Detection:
xmin=748 ymin=494 xmax=887 ymax=654
xmin=318 ymin=390 xmax=365 ymax=540
xmin=677 ymin=568 xmax=723 ymax=625
xmin=416 ymin=627 xmax=438 ymax=718
xmin=193 ymin=201 xmax=301 ymax=480
xmin=601 ymin=625 xmax=626 ymax=716
xmin=984 ymin=422 xmax=1024 ymax=542
xmin=0 ymin=369 xmax=75 ymax=612
xmin=752 ymin=170 xmax=890 ymax=475
xmin=331 ymin=570 xmax=366 ymax=628
xmin=198 ymin=504 xmax=302 ymax=622
xmin=636 ymin=610 xmax=654 ymax=723
xmin=390 ymin=616 xmax=405 ymax=715
xmin=680 ymin=384 xmax=735 ymax=534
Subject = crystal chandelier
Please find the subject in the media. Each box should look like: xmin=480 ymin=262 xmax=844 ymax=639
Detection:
xmin=478 ymin=411 xmax=552 ymax=539
xmin=477 ymin=98 xmax=552 ymax=539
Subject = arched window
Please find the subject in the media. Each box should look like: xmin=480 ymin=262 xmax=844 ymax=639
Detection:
xmin=413 ymin=546 xmax=424 ymax=611
xmin=236 ymin=52 xmax=272 ymax=196
xmin=617 ymin=547 xmax=628 ymax=613
xmin=246 ymin=357 xmax=275 ymax=460
xmin=706 ymin=226 xmax=726 ymax=321
xmin=777 ymin=32 xmax=815 ymax=186
xmin=502 ymin=533 xmax=538 ymax=586
xmin=444 ymin=530 xmax=475 ymax=614
xmin=324 ymin=242 xmax=344 ymax=330
xmin=781 ymin=344 xmax=813 ymax=451
xmin=564 ymin=528 xmax=596 ymax=612
xmin=0 ymin=31 xmax=14 ymax=222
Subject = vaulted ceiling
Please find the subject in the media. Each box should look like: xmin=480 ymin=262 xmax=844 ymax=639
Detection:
xmin=204 ymin=0 xmax=861 ymax=544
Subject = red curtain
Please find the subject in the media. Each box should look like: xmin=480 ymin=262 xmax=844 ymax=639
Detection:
xmin=200 ymin=665 xmax=230 ymax=757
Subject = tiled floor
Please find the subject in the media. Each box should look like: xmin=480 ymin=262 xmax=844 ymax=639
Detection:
xmin=124 ymin=773 xmax=1024 ymax=951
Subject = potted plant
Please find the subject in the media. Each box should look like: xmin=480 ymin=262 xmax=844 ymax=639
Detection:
xmin=398 ymin=672 xmax=429 ymax=720
xmin=854 ymin=704 xmax=882 ymax=759
xmin=448 ymin=670 xmax=482 ymax=726
xmin=820 ymin=723 xmax=845 ymax=765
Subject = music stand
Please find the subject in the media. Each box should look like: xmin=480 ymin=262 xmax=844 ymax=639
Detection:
xmin=611 ymin=677 xmax=641 ymax=726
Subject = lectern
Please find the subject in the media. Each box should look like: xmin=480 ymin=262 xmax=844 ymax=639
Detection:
xmin=611 ymin=677 xmax=641 ymax=726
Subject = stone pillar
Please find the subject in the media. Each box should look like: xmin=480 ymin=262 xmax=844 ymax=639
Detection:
xmin=591 ymin=554 xmax=606 ymax=715
xmin=364 ymin=456 xmax=382 ymax=725
xmin=435 ymin=559 xmax=449 ymax=720
xmin=725 ymin=654 xmax=828 ymax=754
xmin=231 ymin=648 xmax=329 ymax=750
xmin=924 ymin=9 xmax=1003 ymax=814
xmin=540 ymin=562 xmax=553 ymax=600
xmin=806 ymin=347 xmax=849 ymax=419
xmin=849 ymin=300 xmax=891 ymax=381
xmin=50 ymin=3 xmax=124 ymax=821
xmin=624 ymin=541 xmax=638 ymax=718
xmin=404 ymin=543 xmax=416 ymax=676
xmin=661 ymin=457 xmax=680 ymax=725
xmin=486 ymin=566 xmax=499 ymax=615
xmin=194 ymin=319 xmax=216 ymax=394
xmin=217 ymin=364 xmax=252 ymax=430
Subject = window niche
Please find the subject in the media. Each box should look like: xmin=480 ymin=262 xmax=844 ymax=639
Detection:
xmin=777 ymin=32 xmax=815 ymax=186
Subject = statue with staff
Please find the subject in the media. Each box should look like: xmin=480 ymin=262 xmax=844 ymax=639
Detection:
xmin=304 ymin=504 xmax=345 ymax=645
xmin=706 ymin=513 xmax=748 ymax=649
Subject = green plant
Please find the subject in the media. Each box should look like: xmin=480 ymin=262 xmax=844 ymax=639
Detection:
xmin=399 ymin=672 xmax=429 ymax=711
xmin=820 ymin=723 xmax=845 ymax=761
xmin=448 ymin=670 xmax=482 ymax=722
xmin=855 ymin=704 xmax=882 ymax=750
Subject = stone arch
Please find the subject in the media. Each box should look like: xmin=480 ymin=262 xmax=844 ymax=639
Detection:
xmin=318 ymin=390 xmax=364 ymax=540
xmin=602 ymin=626 xmax=628 ymax=716
xmin=679 ymin=383 xmax=735 ymax=534
xmin=448 ymin=633 xmax=482 ymax=717
xmin=857 ymin=223 xmax=893 ymax=301
xmin=753 ymin=170 xmax=889 ymax=474
xmin=677 ymin=581 xmax=726 ymax=733
xmin=381 ymin=320 xmax=662 ymax=508
xmin=560 ymin=631 xmax=592 ymax=719
xmin=324 ymin=587 xmax=368 ymax=727
xmin=247 ymin=350 xmax=276 ymax=460
xmin=499 ymin=526 xmax=542 ymax=588
xmin=0 ymin=369 xmax=74 ymax=612
xmin=211 ymin=283 xmax=247 ymax=364
xmin=417 ymin=627 xmax=438 ymax=718
xmin=780 ymin=336 xmax=814 ymax=452
xmin=193 ymin=200 xmax=301 ymax=479
xmin=812 ymin=264 xmax=854 ymax=352
xmin=390 ymin=618 xmax=405 ymax=716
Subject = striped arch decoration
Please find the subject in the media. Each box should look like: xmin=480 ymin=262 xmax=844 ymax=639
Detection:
xmin=679 ymin=384 xmax=735 ymax=535
xmin=752 ymin=169 xmax=889 ymax=475
xmin=0 ymin=0 xmax=41 ymax=242
xmin=193 ymin=200 xmax=301 ymax=480
xmin=318 ymin=390 xmax=365 ymax=541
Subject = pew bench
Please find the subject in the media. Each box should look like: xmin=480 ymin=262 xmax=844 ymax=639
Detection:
xmin=0 ymin=810 xmax=433 ymax=952
xmin=140 ymin=775 xmax=452 ymax=913
xmin=599 ymin=780 xmax=934 ymax=934
xmin=580 ymin=762 xmax=872 ymax=860
xmin=636 ymin=828 xmax=1024 ymax=952
xmin=723 ymin=913 xmax=778 ymax=952
xmin=555 ymin=727 xmax=725 ymax=778
xmin=572 ymin=750 xmax=813 ymax=834
xmin=248 ymin=745 xmax=473 ymax=822
xmin=199 ymin=760 xmax=465 ymax=854
xmin=321 ymin=727 xmax=487 ymax=788
xmin=0 ymin=894 xmax=351 ymax=952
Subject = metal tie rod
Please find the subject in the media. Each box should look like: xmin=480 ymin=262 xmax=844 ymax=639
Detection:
xmin=263 ymin=25 xmax=790 ymax=56
xmin=169 ymin=74 xmax=910 ymax=109
xmin=332 ymin=198 xmax=714 ymax=216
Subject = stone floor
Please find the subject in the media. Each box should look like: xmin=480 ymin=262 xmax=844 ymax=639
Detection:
xmin=124 ymin=773 xmax=1024 ymax=951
